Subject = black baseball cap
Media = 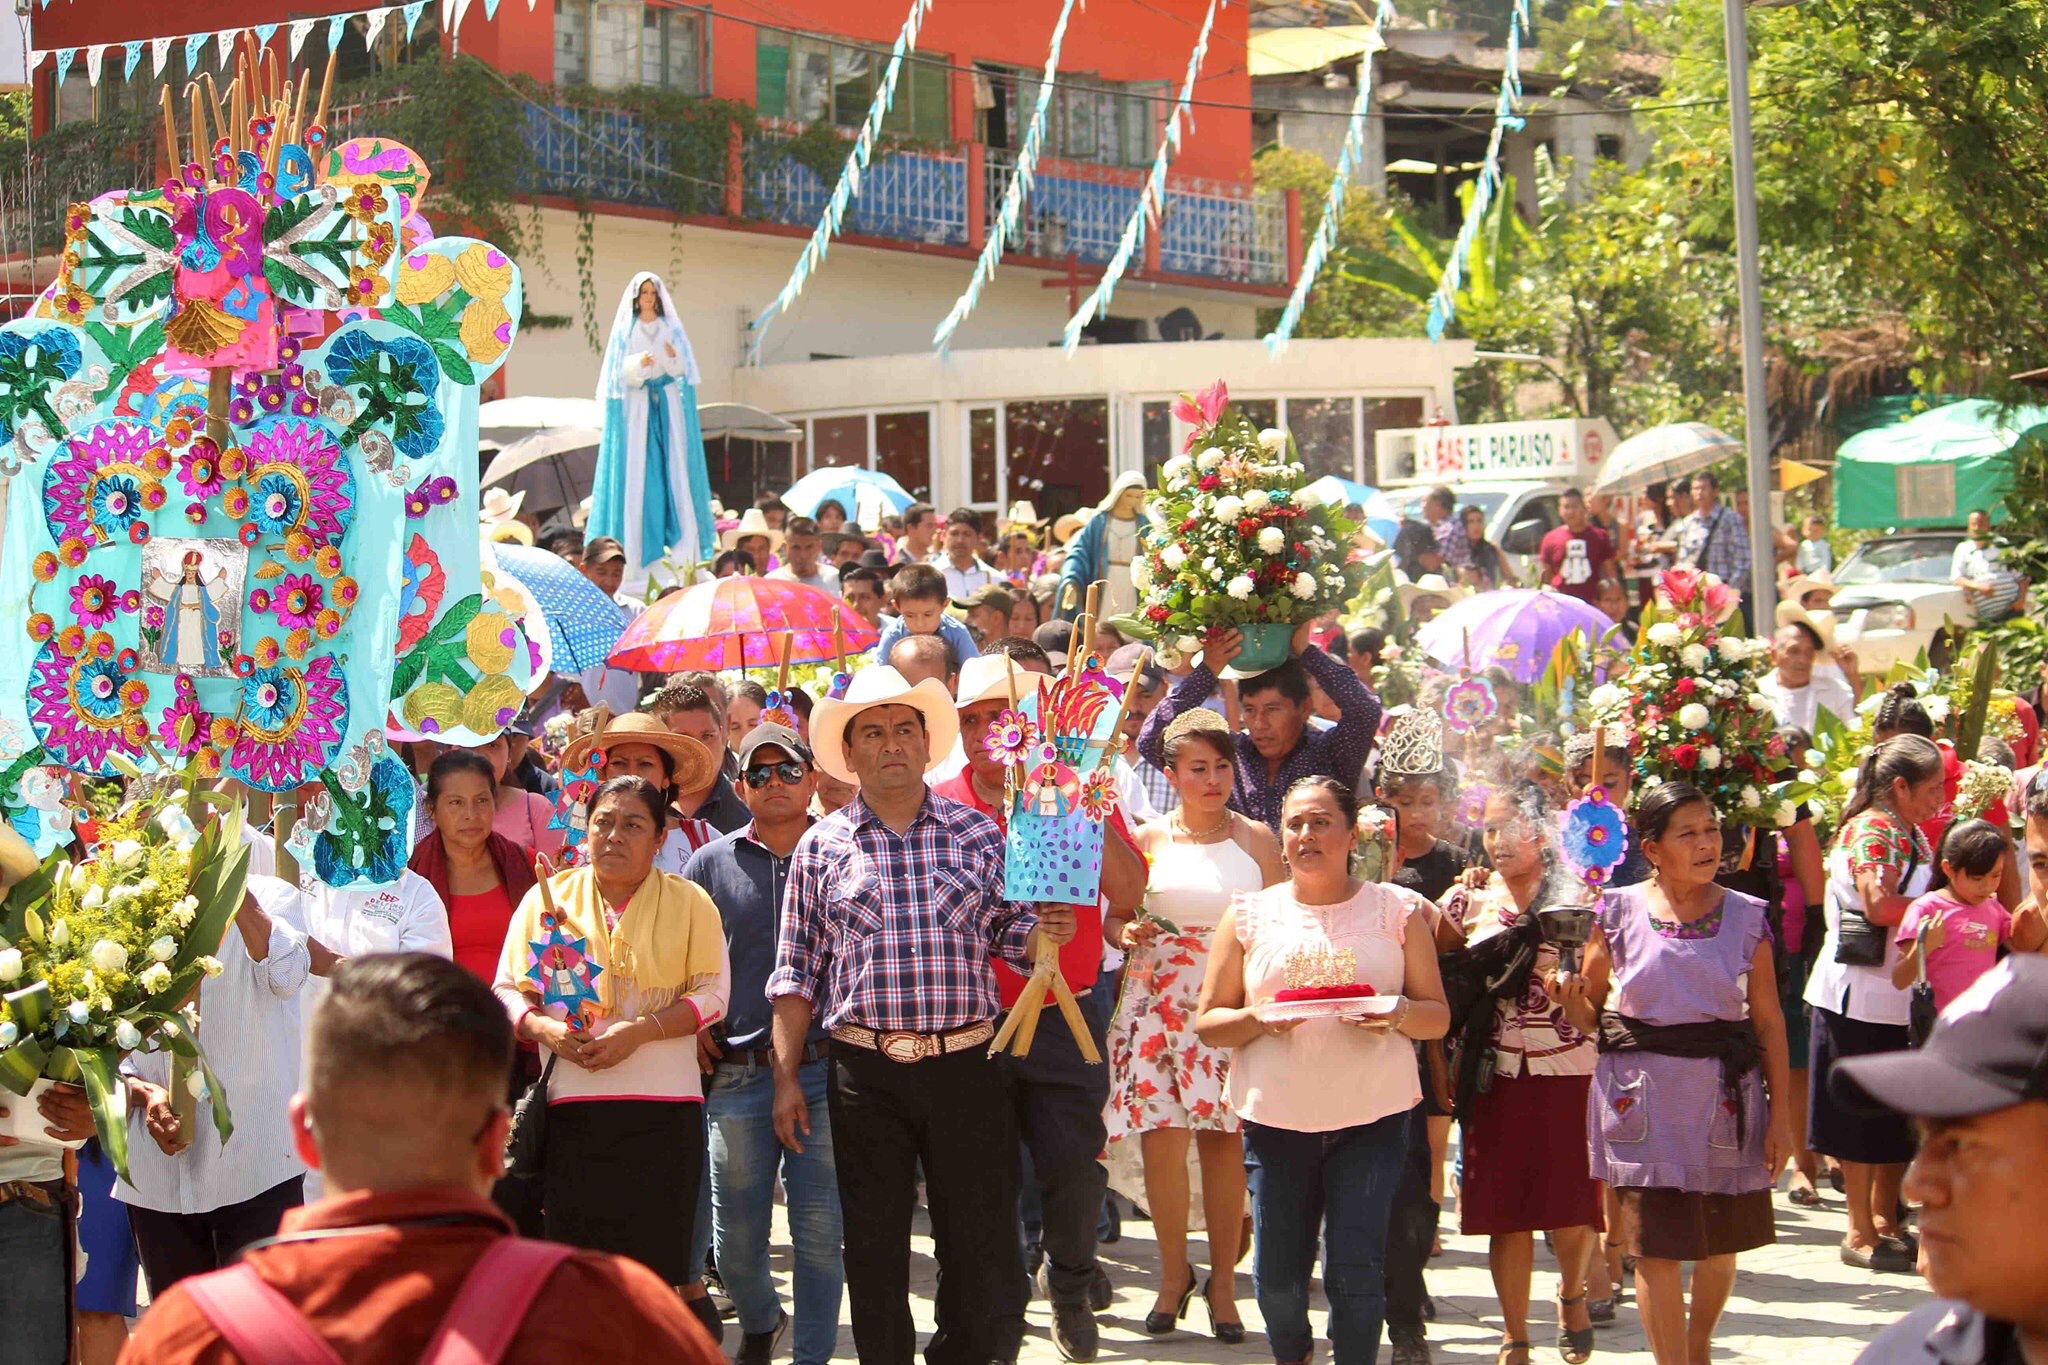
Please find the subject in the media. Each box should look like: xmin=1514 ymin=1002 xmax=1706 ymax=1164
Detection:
xmin=1833 ymin=957 xmax=2048 ymax=1118
xmin=736 ymin=722 xmax=812 ymax=769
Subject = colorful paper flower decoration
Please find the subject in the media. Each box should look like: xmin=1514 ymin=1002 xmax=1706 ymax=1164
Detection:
xmin=1559 ymin=788 xmax=1629 ymax=886
xmin=1078 ymin=766 xmax=1119 ymax=821
xmin=985 ymin=709 xmax=1040 ymax=766
xmin=526 ymin=911 xmax=604 ymax=1026
xmin=1443 ymin=675 xmax=1500 ymax=734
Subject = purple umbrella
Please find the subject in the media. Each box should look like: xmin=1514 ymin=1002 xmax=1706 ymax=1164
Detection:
xmin=1414 ymin=588 xmax=1617 ymax=684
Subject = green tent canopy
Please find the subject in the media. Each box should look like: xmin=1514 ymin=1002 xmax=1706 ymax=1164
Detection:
xmin=1833 ymin=399 xmax=2048 ymax=529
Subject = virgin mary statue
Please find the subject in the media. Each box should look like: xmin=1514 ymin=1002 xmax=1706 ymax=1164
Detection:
xmin=587 ymin=272 xmax=716 ymax=584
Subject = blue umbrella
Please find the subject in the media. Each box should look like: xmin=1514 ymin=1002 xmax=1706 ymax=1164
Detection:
xmin=489 ymin=542 xmax=624 ymax=675
xmin=782 ymin=466 xmax=917 ymax=529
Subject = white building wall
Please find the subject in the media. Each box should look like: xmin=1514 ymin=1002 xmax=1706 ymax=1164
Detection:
xmin=500 ymin=207 xmax=1267 ymax=403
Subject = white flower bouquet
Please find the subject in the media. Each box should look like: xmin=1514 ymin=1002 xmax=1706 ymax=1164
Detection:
xmin=1122 ymin=381 xmax=1364 ymax=672
xmin=0 ymin=781 xmax=250 ymax=1177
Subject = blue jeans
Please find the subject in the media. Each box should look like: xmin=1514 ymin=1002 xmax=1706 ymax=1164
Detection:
xmin=1244 ymin=1109 xmax=1411 ymax=1365
xmin=706 ymin=1057 xmax=843 ymax=1365
xmin=0 ymin=1188 xmax=68 ymax=1365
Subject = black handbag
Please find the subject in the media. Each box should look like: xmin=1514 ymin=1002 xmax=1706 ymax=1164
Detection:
xmin=1834 ymin=844 xmax=1918 ymax=968
xmin=492 ymin=1054 xmax=554 ymax=1237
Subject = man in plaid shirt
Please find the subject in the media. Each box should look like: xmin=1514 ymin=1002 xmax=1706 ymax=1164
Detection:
xmin=769 ymin=666 xmax=1077 ymax=1365
xmin=1673 ymin=470 xmax=1754 ymax=630
xmin=1424 ymin=485 xmax=1471 ymax=576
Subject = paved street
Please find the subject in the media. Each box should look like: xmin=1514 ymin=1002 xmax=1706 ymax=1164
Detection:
xmin=754 ymin=1179 xmax=1928 ymax=1364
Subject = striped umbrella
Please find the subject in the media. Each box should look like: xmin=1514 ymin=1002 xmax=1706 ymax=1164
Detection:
xmin=608 ymin=577 xmax=880 ymax=673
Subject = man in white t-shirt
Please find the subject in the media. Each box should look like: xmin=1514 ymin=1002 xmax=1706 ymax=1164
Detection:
xmin=766 ymin=517 xmax=836 ymax=593
xmin=1759 ymin=621 xmax=1857 ymax=733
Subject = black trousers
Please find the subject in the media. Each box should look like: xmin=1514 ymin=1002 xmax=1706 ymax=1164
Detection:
xmin=999 ymin=986 xmax=1112 ymax=1312
xmin=1382 ymin=1102 xmax=1437 ymax=1342
xmin=830 ymin=1042 xmax=1027 ymax=1365
xmin=127 ymin=1175 xmax=304 ymax=1295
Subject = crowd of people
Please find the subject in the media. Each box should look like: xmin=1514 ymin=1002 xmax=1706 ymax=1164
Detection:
xmin=2 ymin=486 xmax=2046 ymax=1365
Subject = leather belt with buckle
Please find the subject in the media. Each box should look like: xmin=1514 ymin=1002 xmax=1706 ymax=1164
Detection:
xmin=830 ymin=1021 xmax=995 ymax=1063
xmin=717 ymin=1040 xmax=831 ymax=1070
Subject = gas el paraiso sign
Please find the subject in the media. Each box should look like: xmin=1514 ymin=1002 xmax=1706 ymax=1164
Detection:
xmin=1374 ymin=418 xmax=1619 ymax=486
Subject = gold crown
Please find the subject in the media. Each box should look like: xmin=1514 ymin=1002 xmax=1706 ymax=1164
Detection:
xmin=1379 ymin=708 xmax=1445 ymax=778
xmin=1283 ymin=945 xmax=1357 ymax=990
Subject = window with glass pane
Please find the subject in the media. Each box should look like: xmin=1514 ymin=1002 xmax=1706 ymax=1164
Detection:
xmin=1362 ymin=397 xmax=1426 ymax=461
xmin=911 ymin=58 xmax=950 ymax=140
xmin=876 ymin=411 xmax=933 ymax=501
xmin=588 ymin=1 xmax=637 ymax=89
xmin=810 ymin=415 xmax=869 ymax=472
xmin=793 ymin=38 xmax=833 ymax=123
xmin=969 ymin=408 xmax=1000 ymax=505
xmin=1005 ymin=400 xmax=1108 ymax=521
xmin=1141 ymin=401 xmax=1173 ymax=483
xmin=52 ymin=71 xmax=93 ymax=126
xmin=755 ymin=31 xmax=789 ymax=115
xmin=1289 ymin=398 xmax=1356 ymax=481
xmin=828 ymin=46 xmax=872 ymax=128
xmin=1236 ymin=398 xmax=1278 ymax=431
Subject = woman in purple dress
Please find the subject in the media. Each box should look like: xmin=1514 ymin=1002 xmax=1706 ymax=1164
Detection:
xmin=1553 ymin=781 xmax=1793 ymax=1365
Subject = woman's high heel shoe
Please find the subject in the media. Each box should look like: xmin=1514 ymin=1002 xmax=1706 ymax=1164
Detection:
xmin=1144 ymin=1270 xmax=1198 ymax=1335
xmin=1201 ymin=1275 xmax=1246 ymax=1344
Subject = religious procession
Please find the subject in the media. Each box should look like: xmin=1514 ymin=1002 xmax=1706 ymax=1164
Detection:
xmin=1 ymin=3 xmax=2046 ymax=1365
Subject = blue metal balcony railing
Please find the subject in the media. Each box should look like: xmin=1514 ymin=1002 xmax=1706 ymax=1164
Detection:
xmin=331 ymin=95 xmax=1284 ymax=287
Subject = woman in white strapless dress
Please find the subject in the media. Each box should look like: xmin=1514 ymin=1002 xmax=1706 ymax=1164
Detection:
xmin=1107 ymin=711 xmax=1282 ymax=1338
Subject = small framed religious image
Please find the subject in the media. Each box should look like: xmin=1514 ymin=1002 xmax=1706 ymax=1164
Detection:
xmin=138 ymin=537 xmax=247 ymax=678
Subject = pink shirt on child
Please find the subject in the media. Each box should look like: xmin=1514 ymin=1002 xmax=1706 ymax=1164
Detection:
xmin=1898 ymin=892 xmax=2012 ymax=1012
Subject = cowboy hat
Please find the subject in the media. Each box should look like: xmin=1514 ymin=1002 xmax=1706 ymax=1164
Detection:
xmin=720 ymin=507 xmax=784 ymax=554
xmin=1775 ymin=600 xmax=1840 ymax=653
xmin=1003 ymin=500 xmax=1046 ymax=533
xmin=480 ymin=487 xmax=526 ymax=525
xmin=561 ymin=712 xmax=719 ymax=794
xmin=1395 ymin=572 xmax=1471 ymax=613
xmin=810 ymin=665 xmax=961 ymax=785
xmin=956 ymin=652 xmax=1041 ymax=709
xmin=1052 ymin=513 xmax=1087 ymax=546
xmin=1781 ymin=571 xmax=1839 ymax=607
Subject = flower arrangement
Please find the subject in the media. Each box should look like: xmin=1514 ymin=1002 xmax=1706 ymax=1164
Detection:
xmin=1953 ymin=761 xmax=2012 ymax=821
xmin=0 ymin=782 xmax=250 ymax=1177
xmin=1587 ymin=568 xmax=1792 ymax=827
xmin=1126 ymin=381 xmax=1364 ymax=668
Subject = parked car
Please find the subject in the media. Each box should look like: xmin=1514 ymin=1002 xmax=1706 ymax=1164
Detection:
xmin=1362 ymin=481 xmax=1562 ymax=585
xmin=1827 ymin=531 xmax=1975 ymax=672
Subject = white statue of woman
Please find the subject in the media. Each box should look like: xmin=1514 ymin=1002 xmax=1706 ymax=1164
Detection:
xmin=587 ymin=273 xmax=716 ymax=590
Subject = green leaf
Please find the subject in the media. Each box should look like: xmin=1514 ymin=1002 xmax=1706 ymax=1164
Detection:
xmin=63 ymin=1045 xmax=130 ymax=1183
xmin=432 ymin=343 xmax=476 ymax=387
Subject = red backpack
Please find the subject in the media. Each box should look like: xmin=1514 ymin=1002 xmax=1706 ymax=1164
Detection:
xmin=179 ymin=1236 xmax=573 ymax=1365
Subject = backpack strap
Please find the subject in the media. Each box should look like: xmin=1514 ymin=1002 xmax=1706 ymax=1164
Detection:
xmin=419 ymin=1237 xmax=575 ymax=1365
xmin=181 ymin=1263 xmax=347 ymax=1365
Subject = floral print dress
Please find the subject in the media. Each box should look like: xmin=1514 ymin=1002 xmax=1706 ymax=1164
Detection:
xmin=1104 ymin=831 xmax=1263 ymax=1215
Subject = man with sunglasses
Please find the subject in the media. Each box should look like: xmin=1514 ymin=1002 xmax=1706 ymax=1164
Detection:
xmin=682 ymin=724 xmax=843 ymax=1365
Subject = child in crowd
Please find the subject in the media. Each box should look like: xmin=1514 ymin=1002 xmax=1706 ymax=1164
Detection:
xmin=1894 ymin=817 xmax=2013 ymax=1011
xmin=1796 ymin=514 xmax=1833 ymax=577
xmin=874 ymin=562 xmax=981 ymax=663
xmin=1380 ymin=765 xmax=1468 ymax=904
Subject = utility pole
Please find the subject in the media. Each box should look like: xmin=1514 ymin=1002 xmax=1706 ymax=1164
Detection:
xmin=1724 ymin=0 xmax=1776 ymax=629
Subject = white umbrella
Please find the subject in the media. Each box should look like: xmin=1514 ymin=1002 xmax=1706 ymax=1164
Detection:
xmin=699 ymin=402 xmax=802 ymax=443
xmin=477 ymin=395 xmax=602 ymax=442
xmin=1593 ymin=422 xmax=1743 ymax=494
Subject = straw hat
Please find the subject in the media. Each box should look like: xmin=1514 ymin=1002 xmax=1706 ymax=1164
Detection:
xmin=810 ymin=666 xmax=961 ymax=784
xmin=562 ymin=712 xmax=718 ymax=793
xmin=485 ymin=520 xmax=534 ymax=546
xmin=1395 ymin=572 xmax=1471 ymax=614
xmin=1003 ymin=500 xmax=1046 ymax=534
xmin=720 ymin=508 xmax=785 ymax=554
xmin=480 ymin=487 xmax=526 ymax=525
xmin=1781 ymin=571 xmax=1839 ymax=608
xmin=1775 ymin=600 xmax=1840 ymax=653
xmin=1052 ymin=513 xmax=1087 ymax=546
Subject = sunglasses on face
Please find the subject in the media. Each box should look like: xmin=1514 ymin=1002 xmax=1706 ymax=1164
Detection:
xmin=744 ymin=761 xmax=809 ymax=789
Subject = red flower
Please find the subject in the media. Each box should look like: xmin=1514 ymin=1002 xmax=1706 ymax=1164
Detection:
xmin=1147 ymin=605 xmax=1170 ymax=623
xmin=1238 ymin=517 xmax=1261 ymax=536
xmin=1180 ymin=517 xmax=1198 ymax=533
xmin=1673 ymin=678 xmax=1697 ymax=697
xmin=1133 ymin=1079 xmax=1159 ymax=1100
xmin=1198 ymin=475 xmax=1221 ymax=492
xmin=1138 ymin=1034 xmax=1169 ymax=1060
xmin=1673 ymin=743 xmax=1699 ymax=769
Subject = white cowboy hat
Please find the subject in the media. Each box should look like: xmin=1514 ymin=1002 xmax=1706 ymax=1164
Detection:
xmin=1396 ymin=572 xmax=1471 ymax=613
xmin=1775 ymin=600 xmax=1840 ymax=653
xmin=480 ymin=487 xmax=526 ymax=525
xmin=1781 ymin=571 xmax=1839 ymax=606
xmin=810 ymin=665 xmax=961 ymax=785
xmin=1003 ymin=500 xmax=1046 ymax=532
xmin=574 ymin=495 xmax=592 ymax=531
xmin=719 ymin=507 xmax=785 ymax=554
xmin=957 ymin=652 xmax=1038 ymax=709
